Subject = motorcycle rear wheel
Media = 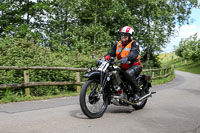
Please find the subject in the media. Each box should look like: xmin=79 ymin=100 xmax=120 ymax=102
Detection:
xmin=132 ymin=99 xmax=147 ymax=110
xmin=79 ymin=80 xmax=108 ymax=119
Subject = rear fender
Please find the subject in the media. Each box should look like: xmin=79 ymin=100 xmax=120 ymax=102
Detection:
xmin=148 ymin=82 xmax=152 ymax=88
xmin=141 ymin=75 xmax=152 ymax=88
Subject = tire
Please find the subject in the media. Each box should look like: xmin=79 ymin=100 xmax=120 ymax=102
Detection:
xmin=79 ymin=80 xmax=108 ymax=119
xmin=132 ymin=99 xmax=147 ymax=110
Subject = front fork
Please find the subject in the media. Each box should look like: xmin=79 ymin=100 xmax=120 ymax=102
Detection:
xmin=98 ymin=72 xmax=109 ymax=98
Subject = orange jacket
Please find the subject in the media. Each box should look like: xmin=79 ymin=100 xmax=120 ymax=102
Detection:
xmin=116 ymin=40 xmax=142 ymax=69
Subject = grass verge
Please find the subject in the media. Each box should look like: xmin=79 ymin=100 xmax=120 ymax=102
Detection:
xmin=159 ymin=52 xmax=200 ymax=74
xmin=175 ymin=61 xmax=200 ymax=74
xmin=0 ymin=91 xmax=80 ymax=104
xmin=152 ymin=72 xmax=175 ymax=85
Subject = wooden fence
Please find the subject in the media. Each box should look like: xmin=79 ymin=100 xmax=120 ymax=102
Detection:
xmin=0 ymin=66 xmax=173 ymax=95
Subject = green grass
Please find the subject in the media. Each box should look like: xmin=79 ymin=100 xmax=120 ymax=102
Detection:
xmin=0 ymin=91 xmax=80 ymax=104
xmin=159 ymin=52 xmax=178 ymax=67
xmin=175 ymin=61 xmax=200 ymax=74
xmin=159 ymin=52 xmax=200 ymax=74
xmin=152 ymin=72 xmax=175 ymax=85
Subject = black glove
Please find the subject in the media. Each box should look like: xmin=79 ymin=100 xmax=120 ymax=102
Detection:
xmin=96 ymin=59 xmax=101 ymax=66
xmin=119 ymin=58 xmax=128 ymax=64
xmin=96 ymin=58 xmax=104 ymax=66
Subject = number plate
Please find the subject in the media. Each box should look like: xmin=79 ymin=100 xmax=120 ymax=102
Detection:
xmin=98 ymin=61 xmax=109 ymax=72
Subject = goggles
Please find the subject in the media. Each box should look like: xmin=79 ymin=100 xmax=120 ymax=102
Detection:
xmin=120 ymin=32 xmax=130 ymax=37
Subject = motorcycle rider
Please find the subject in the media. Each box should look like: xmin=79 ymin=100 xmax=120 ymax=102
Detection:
xmin=97 ymin=26 xmax=142 ymax=102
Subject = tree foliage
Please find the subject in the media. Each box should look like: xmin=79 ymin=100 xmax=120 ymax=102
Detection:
xmin=0 ymin=0 xmax=199 ymax=98
xmin=1 ymin=0 xmax=198 ymax=50
xmin=0 ymin=0 xmax=199 ymax=67
xmin=175 ymin=33 xmax=200 ymax=62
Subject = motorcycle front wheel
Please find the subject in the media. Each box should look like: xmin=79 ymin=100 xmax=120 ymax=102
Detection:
xmin=79 ymin=80 xmax=108 ymax=119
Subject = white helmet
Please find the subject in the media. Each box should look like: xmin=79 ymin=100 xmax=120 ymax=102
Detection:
xmin=120 ymin=26 xmax=134 ymax=36
xmin=120 ymin=26 xmax=134 ymax=44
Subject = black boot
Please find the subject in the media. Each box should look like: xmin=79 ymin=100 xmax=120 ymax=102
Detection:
xmin=131 ymin=79 xmax=141 ymax=102
xmin=125 ymin=66 xmax=142 ymax=102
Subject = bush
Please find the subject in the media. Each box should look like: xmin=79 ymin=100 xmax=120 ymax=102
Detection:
xmin=0 ymin=36 xmax=108 ymax=98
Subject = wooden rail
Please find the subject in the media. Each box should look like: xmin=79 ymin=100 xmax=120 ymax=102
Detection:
xmin=0 ymin=66 xmax=87 ymax=95
xmin=142 ymin=67 xmax=172 ymax=80
xmin=0 ymin=66 xmax=173 ymax=95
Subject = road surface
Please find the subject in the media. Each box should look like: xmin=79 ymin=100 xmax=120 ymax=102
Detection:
xmin=0 ymin=71 xmax=200 ymax=133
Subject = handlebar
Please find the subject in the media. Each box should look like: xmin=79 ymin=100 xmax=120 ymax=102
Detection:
xmin=97 ymin=57 xmax=131 ymax=66
xmin=111 ymin=60 xmax=131 ymax=65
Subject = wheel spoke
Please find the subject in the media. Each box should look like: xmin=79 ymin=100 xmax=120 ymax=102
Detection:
xmin=80 ymin=80 xmax=108 ymax=118
xmin=84 ymin=81 xmax=106 ymax=113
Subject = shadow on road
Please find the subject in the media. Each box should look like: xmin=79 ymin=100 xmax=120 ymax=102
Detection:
xmin=106 ymin=106 xmax=135 ymax=114
xmin=70 ymin=106 xmax=136 ymax=120
xmin=70 ymin=110 xmax=89 ymax=119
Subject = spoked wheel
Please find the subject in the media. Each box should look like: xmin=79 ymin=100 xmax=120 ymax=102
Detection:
xmin=132 ymin=99 xmax=147 ymax=110
xmin=79 ymin=80 xmax=108 ymax=119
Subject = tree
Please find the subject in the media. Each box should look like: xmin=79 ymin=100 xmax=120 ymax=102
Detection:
xmin=0 ymin=0 xmax=199 ymax=67
xmin=0 ymin=0 xmax=52 ymax=39
xmin=123 ymin=0 xmax=198 ymax=67
xmin=175 ymin=33 xmax=200 ymax=62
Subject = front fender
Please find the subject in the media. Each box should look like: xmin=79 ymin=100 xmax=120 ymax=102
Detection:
xmin=84 ymin=71 xmax=101 ymax=80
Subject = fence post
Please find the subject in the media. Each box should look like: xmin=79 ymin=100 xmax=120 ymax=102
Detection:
xmin=160 ymin=70 xmax=162 ymax=77
xmin=166 ymin=67 xmax=168 ymax=74
xmin=152 ymin=71 xmax=155 ymax=78
xmin=24 ymin=70 xmax=30 ymax=96
xmin=163 ymin=68 xmax=165 ymax=76
xmin=171 ymin=67 xmax=173 ymax=75
xmin=76 ymin=72 xmax=81 ymax=92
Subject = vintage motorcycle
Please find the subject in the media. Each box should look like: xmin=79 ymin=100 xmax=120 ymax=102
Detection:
xmin=79 ymin=57 xmax=155 ymax=119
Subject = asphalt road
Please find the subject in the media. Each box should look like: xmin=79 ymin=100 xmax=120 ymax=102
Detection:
xmin=0 ymin=71 xmax=200 ymax=133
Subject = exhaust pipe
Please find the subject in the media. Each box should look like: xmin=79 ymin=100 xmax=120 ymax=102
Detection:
xmin=113 ymin=96 xmax=135 ymax=105
xmin=138 ymin=91 xmax=156 ymax=102
xmin=113 ymin=91 xmax=156 ymax=105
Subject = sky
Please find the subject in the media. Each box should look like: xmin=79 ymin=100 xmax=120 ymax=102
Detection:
xmin=162 ymin=8 xmax=200 ymax=53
